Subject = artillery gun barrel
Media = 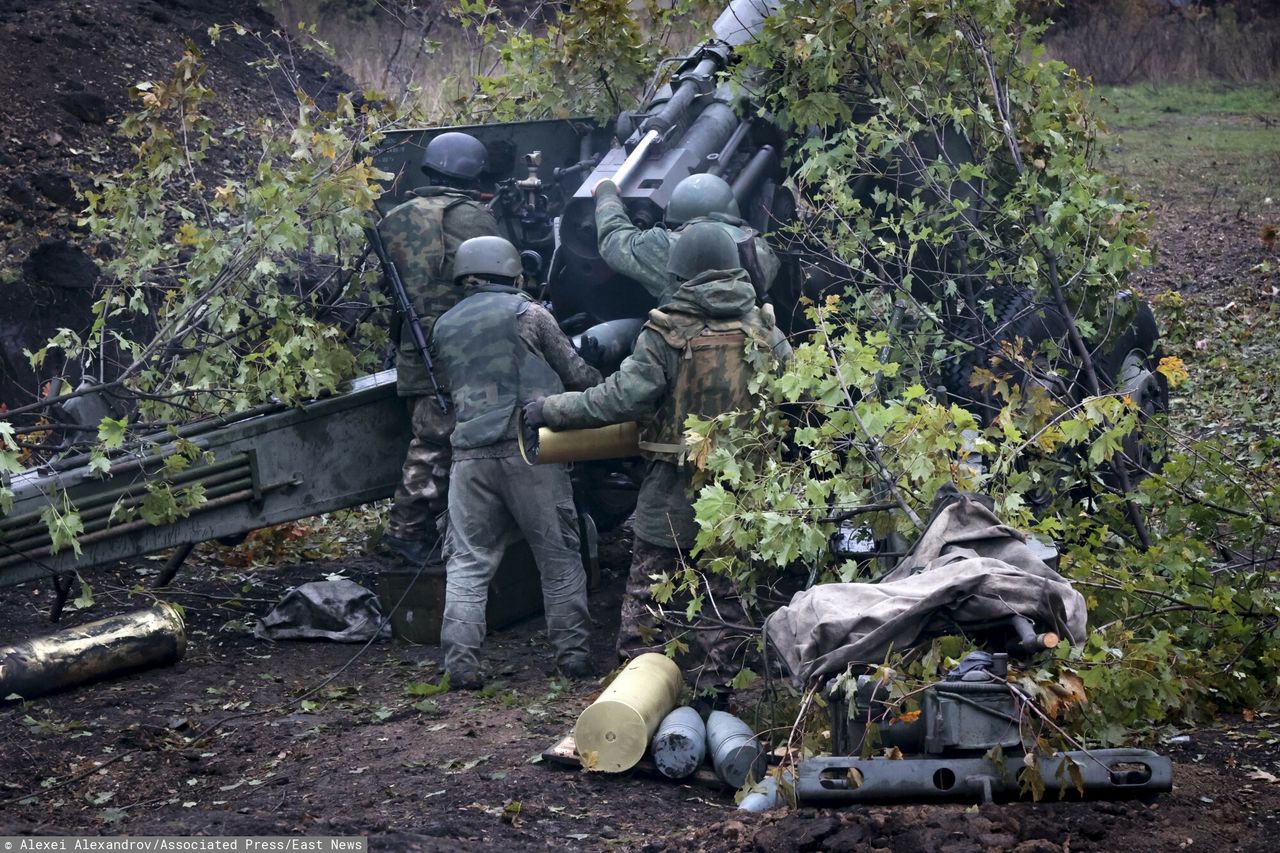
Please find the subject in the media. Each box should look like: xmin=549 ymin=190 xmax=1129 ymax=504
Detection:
xmin=634 ymin=55 xmax=723 ymax=143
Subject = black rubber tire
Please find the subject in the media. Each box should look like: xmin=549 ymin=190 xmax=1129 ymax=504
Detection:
xmin=940 ymin=286 xmax=1068 ymax=424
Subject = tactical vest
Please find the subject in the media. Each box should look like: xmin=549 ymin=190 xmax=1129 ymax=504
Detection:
xmin=637 ymin=306 xmax=775 ymax=463
xmin=432 ymin=287 xmax=566 ymax=450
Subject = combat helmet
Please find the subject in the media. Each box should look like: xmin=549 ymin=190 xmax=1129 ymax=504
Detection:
xmin=422 ymin=132 xmax=489 ymax=182
xmin=666 ymin=173 xmax=740 ymax=226
xmin=667 ymin=221 xmax=740 ymax=282
xmin=453 ymin=236 xmax=523 ymax=283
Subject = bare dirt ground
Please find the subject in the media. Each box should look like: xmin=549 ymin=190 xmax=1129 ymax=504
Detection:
xmin=1 ymin=531 xmax=1278 ymax=851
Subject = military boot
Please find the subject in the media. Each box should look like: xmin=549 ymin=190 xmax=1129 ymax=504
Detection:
xmin=557 ymin=656 xmax=597 ymax=681
xmin=377 ymin=533 xmax=438 ymax=567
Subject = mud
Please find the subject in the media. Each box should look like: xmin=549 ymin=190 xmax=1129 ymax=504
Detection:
xmin=0 ymin=538 xmax=1276 ymax=851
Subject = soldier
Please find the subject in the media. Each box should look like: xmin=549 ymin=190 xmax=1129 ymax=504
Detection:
xmin=524 ymin=223 xmax=792 ymax=690
xmin=432 ymin=236 xmax=602 ymax=689
xmin=593 ymin=172 xmax=780 ymax=305
xmin=377 ymin=132 xmax=499 ymax=566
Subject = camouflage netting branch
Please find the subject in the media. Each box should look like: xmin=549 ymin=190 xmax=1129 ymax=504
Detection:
xmin=671 ymin=0 xmax=1280 ymax=745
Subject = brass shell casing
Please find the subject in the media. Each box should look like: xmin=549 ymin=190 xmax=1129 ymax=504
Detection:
xmin=519 ymin=420 xmax=640 ymax=466
xmin=0 ymin=602 xmax=187 ymax=699
xmin=574 ymin=652 xmax=682 ymax=773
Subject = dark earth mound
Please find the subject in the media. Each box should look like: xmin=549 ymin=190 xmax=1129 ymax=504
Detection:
xmin=0 ymin=544 xmax=1277 ymax=850
xmin=0 ymin=0 xmax=353 ymax=410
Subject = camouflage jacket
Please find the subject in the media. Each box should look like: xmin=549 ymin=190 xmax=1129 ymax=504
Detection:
xmin=378 ymin=187 xmax=499 ymax=397
xmin=542 ymin=269 xmax=791 ymax=548
xmin=433 ymin=285 xmax=602 ymax=459
xmin=594 ymin=181 xmax=781 ymax=305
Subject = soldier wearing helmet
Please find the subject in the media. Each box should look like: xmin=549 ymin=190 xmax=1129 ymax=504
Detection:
xmin=376 ymin=132 xmax=499 ymax=566
xmin=523 ymin=223 xmax=791 ymax=691
xmin=431 ymin=236 xmax=602 ymax=689
xmin=593 ymin=171 xmax=780 ymax=305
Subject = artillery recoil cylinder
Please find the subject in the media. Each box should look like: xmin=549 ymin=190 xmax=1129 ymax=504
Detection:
xmin=574 ymin=653 xmax=682 ymax=773
xmin=607 ymin=129 xmax=661 ymax=191
xmin=707 ymin=710 xmax=768 ymax=788
xmin=0 ymin=603 xmax=187 ymax=700
xmin=519 ymin=420 xmax=640 ymax=466
xmin=651 ymin=706 xmax=707 ymax=779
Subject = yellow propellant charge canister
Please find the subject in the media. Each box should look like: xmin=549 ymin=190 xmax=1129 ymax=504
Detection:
xmin=518 ymin=421 xmax=640 ymax=466
xmin=574 ymin=652 xmax=682 ymax=773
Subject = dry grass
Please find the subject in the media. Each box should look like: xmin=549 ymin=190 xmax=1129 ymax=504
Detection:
xmin=1046 ymin=5 xmax=1280 ymax=85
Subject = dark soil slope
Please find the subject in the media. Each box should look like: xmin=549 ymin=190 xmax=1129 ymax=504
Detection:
xmin=0 ymin=0 xmax=353 ymax=409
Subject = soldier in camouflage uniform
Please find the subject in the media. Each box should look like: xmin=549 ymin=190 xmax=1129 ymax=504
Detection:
xmin=432 ymin=236 xmax=602 ymax=688
xmin=377 ymin=132 xmax=499 ymax=565
xmin=594 ymin=172 xmax=781 ymax=305
xmin=525 ymin=223 xmax=792 ymax=690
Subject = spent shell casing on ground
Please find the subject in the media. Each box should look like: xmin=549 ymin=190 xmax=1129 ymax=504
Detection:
xmin=707 ymin=709 xmax=768 ymax=788
xmin=0 ymin=603 xmax=186 ymax=699
xmin=574 ymin=653 xmax=682 ymax=773
xmin=651 ymin=706 xmax=707 ymax=779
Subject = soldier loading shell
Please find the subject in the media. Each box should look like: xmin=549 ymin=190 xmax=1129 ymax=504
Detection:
xmin=593 ymin=172 xmax=781 ymax=306
xmin=432 ymin=235 xmax=602 ymax=689
xmin=524 ymin=223 xmax=792 ymax=692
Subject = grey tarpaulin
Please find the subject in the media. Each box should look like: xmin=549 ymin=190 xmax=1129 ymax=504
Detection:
xmin=254 ymin=579 xmax=392 ymax=642
xmin=765 ymin=492 xmax=1087 ymax=684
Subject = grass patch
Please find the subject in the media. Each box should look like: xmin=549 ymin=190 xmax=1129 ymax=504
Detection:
xmin=1096 ymin=83 xmax=1280 ymax=212
xmin=1097 ymin=84 xmax=1280 ymax=456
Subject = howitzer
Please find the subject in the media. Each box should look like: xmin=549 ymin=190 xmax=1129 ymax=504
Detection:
xmin=364 ymin=223 xmax=449 ymax=415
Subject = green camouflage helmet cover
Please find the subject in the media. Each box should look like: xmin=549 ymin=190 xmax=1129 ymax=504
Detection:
xmin=665 ymin=173 xmax=740 ymax=226
xmin=453 ymin=235 xmax=523 ymax=283
xmin=667 ymin=221 xmax=740 ymax=281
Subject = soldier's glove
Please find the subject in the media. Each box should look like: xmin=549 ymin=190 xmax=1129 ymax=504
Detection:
xmin=559 ymin=312 xmax=591 ymax=335
xmin=522 ymin=397 xmax=548 ymax=430
xmin=592 ymin=178 xmax=618 ymax=198
xmin=577 ymin=333 xmax=604 ymax=368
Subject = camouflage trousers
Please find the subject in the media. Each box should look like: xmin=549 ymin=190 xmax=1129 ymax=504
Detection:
xmin=387 ymin=395 xmax=455 ymax=542
xmin=619 ymin=538 xmax=750 ymax=690
xmin=440 ymin=455 xmax=591 ymax=675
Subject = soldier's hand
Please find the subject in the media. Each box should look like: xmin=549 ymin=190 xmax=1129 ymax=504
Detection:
xmin=522 ymin=397 xmax=548 ymax=430
xmin=578 ymin=334 xmax=604 ymax=368
xmin=592 ymin=178 xmax=618 ymax=198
